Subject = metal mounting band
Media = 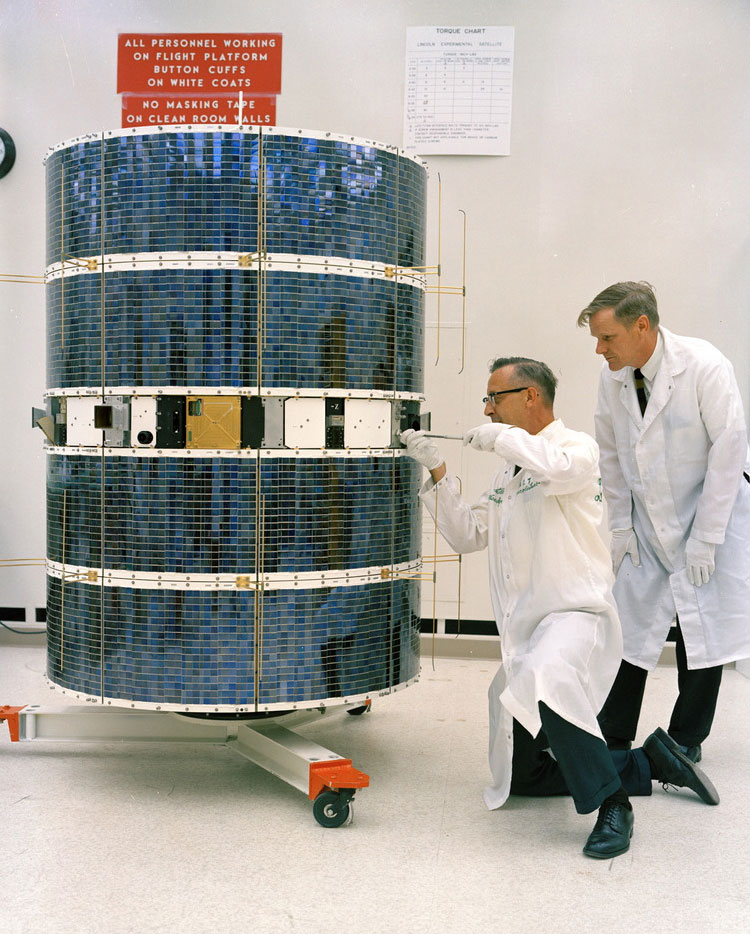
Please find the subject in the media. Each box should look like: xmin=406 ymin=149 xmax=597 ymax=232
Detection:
xmin=46 ymin=446 xmax=406 ymax=459
xmin=45 ymin=251 xmax=426 ymax=288
xmin=44 ymin=672 xmax=421 ymax=714
xmin=48 ymin=558 xmax=421 ymax=591
xmin=45 ymin=386 xmax=425 ymax=401
xmin=44 ymin=124 xmax=429 ymax=170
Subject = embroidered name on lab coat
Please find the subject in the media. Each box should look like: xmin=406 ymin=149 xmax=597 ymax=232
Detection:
xmin=488 ymin=487 xmax=505 ymax=504
xmin=518 ymin=477 xmax=541 ymax=495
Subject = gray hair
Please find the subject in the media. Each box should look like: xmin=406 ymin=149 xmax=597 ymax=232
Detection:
xmin=577 ymin=281 xmax=659 ymax=328
xmin=489 ymin=356 xmax=557 ymax=406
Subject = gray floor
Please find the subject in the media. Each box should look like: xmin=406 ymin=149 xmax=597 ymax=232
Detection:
xmin=2 ymin=640 xmax=749 ymax=934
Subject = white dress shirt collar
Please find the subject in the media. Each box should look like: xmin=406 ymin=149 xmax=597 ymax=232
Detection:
xmin=639 ymin=329 xmax=664 ymax=387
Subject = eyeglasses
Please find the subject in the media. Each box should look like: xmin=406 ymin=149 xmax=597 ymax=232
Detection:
xmin=482 ymin=387 xmax=530 ymax=405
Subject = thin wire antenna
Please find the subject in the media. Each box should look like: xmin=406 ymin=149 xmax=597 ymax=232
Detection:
xmin=61 ymin=489 xmax=67 ymax=670
xmin=256 ymin=127 xmax=265 ymax=390
xmin=458 ymin=209 xmax=467 ymax=375
xmin=99 ymin=131 xmax=106 ymax=703
xmin=434 ymin=172 xmax=442 ymax=366
xmin=258 ymin=494 xmax=265 ymax=682
xmin=61 ymin=164 xmax=65 ymax=348
xmin=253 ymin=130 xmax=267 ymax=707
xmin=0 ymin=274 xmax=44 ymax=284
xmin=455 ymin=476 xmax=464 ymax=636
xmin=0 ymin=559 xmax=46 ymax=566
xmin=455 ymin=554 xmax=463 ymax=638
xmin=254 ymin=451 xmax=262 ymax=707
xmin=430 ymin=484 xmax=439 ymax=671
xmin=390 ymin=147 xmax=403 ymax=679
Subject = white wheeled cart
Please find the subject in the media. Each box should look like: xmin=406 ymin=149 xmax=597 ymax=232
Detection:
xmin=1 ymin=700 xmax=371 ymax=827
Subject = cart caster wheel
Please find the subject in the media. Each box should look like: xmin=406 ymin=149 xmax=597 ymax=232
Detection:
xmin=313 ymin=790 xmax=354 ymax=828
xmin=347 ymin=703 xmax=370 ymax=716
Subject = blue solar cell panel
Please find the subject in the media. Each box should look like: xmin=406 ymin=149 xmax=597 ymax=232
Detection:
xmin=46 ymin=577 xmax=420 ymax=706
xmin=46 ymin=270 xmax=423 ymax=393
xmin=45 ymin=128 xmax=426 ymax=709
xmin=46 ymin=132 xmax=426 ymax=267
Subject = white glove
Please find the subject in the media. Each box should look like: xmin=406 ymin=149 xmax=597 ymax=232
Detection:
xmin=462 ymin=423 xmax=506 ymax=452
xmin=611 ymin=528 xmax=640 ymax=573
xmin=685 ymin=536 xmax=716 ymax=587
xmin=399 ymin=429 xmax=444 ymax=471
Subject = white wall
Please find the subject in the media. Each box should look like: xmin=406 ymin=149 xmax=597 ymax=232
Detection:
xmin=1 ymin=0 xmax=748 ymax=623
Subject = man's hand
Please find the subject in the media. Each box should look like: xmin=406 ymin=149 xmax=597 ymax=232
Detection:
xmin=463 ymin=423 xmax=506 ymax=453
xmin=399 ymin=429 xmax=444 ymax=471
xmin=611 ymin=528 xmax=640 ymax=573
xmin=685 ymin=536 xmax=716 ymax=587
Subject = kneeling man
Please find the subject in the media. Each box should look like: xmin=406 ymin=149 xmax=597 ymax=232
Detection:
xmin=401 ymin=356 xmax=718 ymax=860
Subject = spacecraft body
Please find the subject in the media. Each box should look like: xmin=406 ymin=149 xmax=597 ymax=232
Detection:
xmin=43 ymin=126 xmax=426 ymax=711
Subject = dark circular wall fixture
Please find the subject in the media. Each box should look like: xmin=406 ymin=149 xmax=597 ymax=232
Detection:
xmin=0 ymin=128 xmax=16 ymax=179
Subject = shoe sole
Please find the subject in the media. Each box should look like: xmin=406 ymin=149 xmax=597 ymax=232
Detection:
xmin=652 ymin=728 xmax=719 ymax=805
xmin=583 ymin=830 xmax=633 ymax=860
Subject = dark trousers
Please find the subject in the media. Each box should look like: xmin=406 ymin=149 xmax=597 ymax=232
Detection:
xmin=598 ymin=620 xmax=724 ymax=748
xmin=510 ymin=702 xmax=652 ymax=815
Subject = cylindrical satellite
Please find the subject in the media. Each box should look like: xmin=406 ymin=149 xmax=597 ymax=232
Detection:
xmin=43 ymin=126 xmax=426 ymax=711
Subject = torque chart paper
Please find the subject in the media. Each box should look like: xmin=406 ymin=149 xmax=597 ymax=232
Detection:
xmin=404 ymin=26 xmax=514 ymax=155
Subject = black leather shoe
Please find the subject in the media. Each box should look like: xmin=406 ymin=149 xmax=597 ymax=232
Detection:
xmin=583 ymin=801 xmax=634 ymax=859
xmin=643 ymin=727 xmax=718 ymax=805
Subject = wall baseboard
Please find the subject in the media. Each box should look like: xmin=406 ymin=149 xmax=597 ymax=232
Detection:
xmin=417 ymin=633 xmax=729 ymax=670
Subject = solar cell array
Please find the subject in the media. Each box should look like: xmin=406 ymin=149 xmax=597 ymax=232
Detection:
xmin=44 ymin=127 xmax=427 ymax=710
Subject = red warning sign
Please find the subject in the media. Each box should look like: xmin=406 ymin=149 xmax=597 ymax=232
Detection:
xmin=121 ymin=94 xmax=277 ymax=127
xmin=117 ymin=33 xmax=283 ymax=94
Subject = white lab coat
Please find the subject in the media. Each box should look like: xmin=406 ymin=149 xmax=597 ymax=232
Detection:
xmin=419 ymin=419 xmax=622 ymax=810
xmin=596 ymin=327 xmax=750 ymax=670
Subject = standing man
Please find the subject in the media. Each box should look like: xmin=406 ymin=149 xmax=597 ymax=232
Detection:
xmin=578 ymin=281 xmax=750 ymax=762
xmin=401 ymin=356 xmax=718 ymax=861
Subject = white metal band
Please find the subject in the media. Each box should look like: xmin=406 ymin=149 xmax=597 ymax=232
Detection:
xmin=45 ymin=386 xmax=425 ymax=401
xmin=44 ymin=124 xmax=429 ymax=170
xmin=45 ymin=251 xmax=426 ymax=288
xmin=47 ymin=558 xmax=422 ymax=591
xmin=46 ymin=446 xmax=407 ymax=459
xmin=44 ymin=672 xmax=421 ymax=714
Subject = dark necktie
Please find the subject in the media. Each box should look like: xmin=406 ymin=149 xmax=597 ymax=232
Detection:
xmin=633 ymin=368 xmax=648 ymax=416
